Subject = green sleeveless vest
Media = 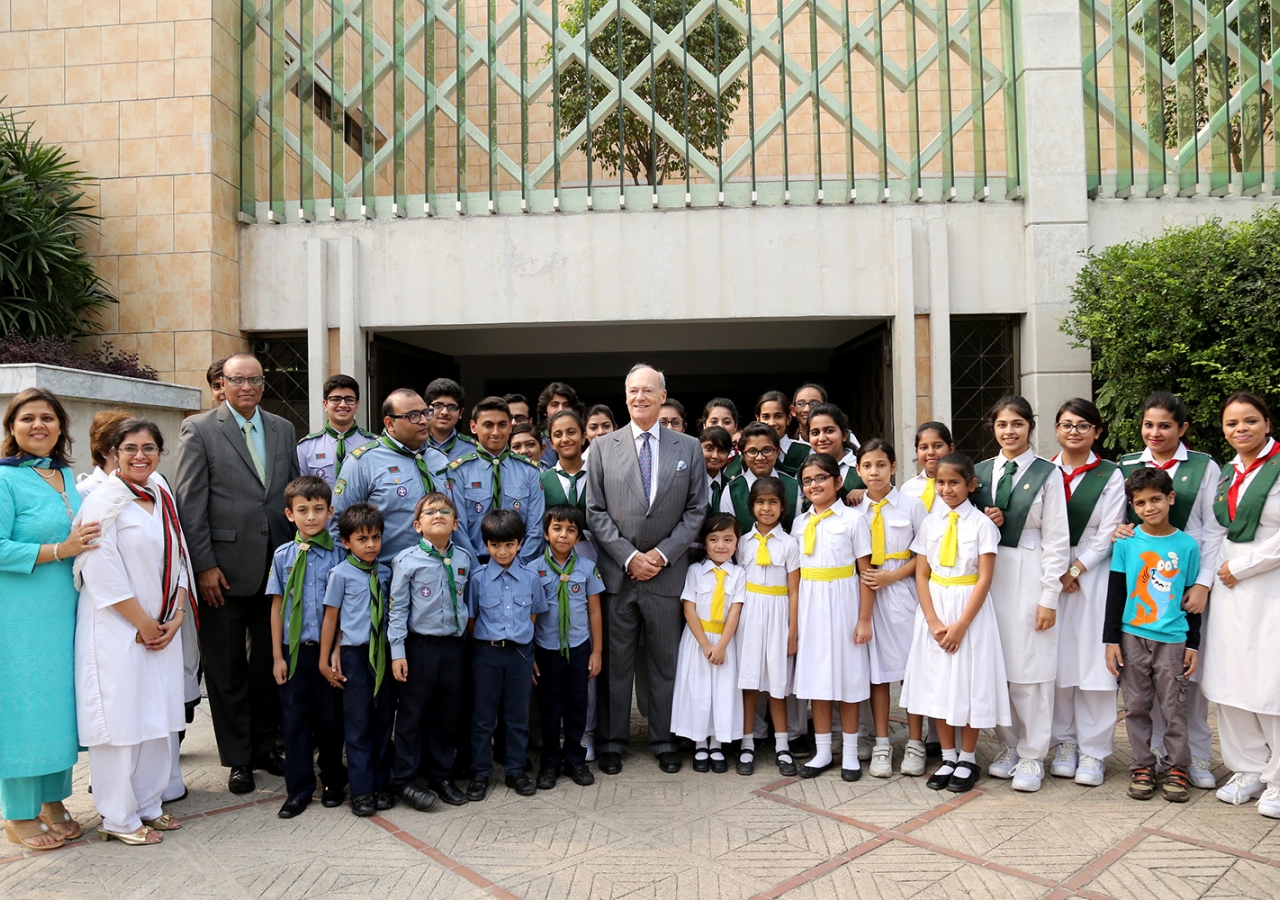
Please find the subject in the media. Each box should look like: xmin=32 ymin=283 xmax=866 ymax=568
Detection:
xmin=540 ymin=468 xmax=586 ymax=514
xmin=1213 ymin=451 xmax=1280 ymax=544
xmin=777 ymin=441 xmax=810 ymax=477
xmin=1065 ymin=460 xmax=1120 ymax=547
xmin=1117 ymin=451 xmax=1213 ymax=532
xmin=974 ymin=456 xmax=1057 ymax=548
xmin=727 ymin=472 xmax=799 ymax=533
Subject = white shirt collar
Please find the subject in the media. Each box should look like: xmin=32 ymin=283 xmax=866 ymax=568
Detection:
xmin=1233 ymin=436 xmax=1278 ymax=472
xmin=1139 ymin=443 xmax=1188 ymax=464
xmin=866 ymin=487 xmax=900 ymax=507
xmin=1051 ymin=450 xmax=1099 ymax=473
xmin=630 ymin=420 xmax=661 ymax=441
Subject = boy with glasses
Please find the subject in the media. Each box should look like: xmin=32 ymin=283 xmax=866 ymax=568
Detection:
xmin=425 ymin=378 xmax=476 ymax=463
xmin=298 ymin=374 xmax=376 ymax=488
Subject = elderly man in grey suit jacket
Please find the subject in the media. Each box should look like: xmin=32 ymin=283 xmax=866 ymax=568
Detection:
xmin=586 ymin=364 xmax=707 ymax=774
xmin=174 ymin=352 xmax=300 ymax=795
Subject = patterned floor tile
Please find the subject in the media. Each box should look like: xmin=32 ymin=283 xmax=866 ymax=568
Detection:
xmin=1087 ymin=834 xmax=1279 ymax=900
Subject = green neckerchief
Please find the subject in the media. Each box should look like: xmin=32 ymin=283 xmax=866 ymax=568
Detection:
xmin=420 ymin=539 xmax=461 ymax=633
xmin=478 ymin=447 xmax=510 ymax=508
xmin=325 ymin=424 xmax=363 ymax=469
xmin=1213 ymin=449 xmax=1280 ymax=543
xmin=543 ymin=548 xmax=577 ymax=660
xmin=346 ymin=552 xmax=388 ymax=694
xmin=974 ymin=456 xmax=1056 ymax=548
xmin=1065 ymin=460 xmax=1118 ymax=546
xmin=282 ymin=529 xmax=334 ymax=679
xmin=1118 ymin=451 xmax=1213 ymax=531
xmin=379 ymin=432 xmax=435 ymax=494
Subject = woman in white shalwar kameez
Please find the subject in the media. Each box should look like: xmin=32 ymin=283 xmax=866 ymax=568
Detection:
xmin=1048 ymin=400 xmax=1127 ymax=787
xmin=1203 ymin=394 xmax=1280 ymax=818
xmin=74 ymin=419 xmax=191 ymax=845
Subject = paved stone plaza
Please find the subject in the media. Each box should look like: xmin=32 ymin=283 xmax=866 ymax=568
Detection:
xmin=3 ymin=701 xmax=1279 ymax=900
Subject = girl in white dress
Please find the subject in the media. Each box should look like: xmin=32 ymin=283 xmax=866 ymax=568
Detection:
xmin=1203 ymin=392 xmax=1280 ymax=817
xmin=672 ymin=513 xmax=746 ymax=773
xmin=853 ymin=440 xmax=928 ymax=778
xmin=902 ymin=422 xmax=956 ymax=515
xmin=902 ymin=452 xmax=1010 ymax=793
xmin=74 ymin=418 xmax=191 ymax=845
xmin=792 ymin=453 xmax=871 ymax=780
xmin=1048 ymin=399 xmax=1126 ymax=787
xmin=735 ymin=477 xmax=801 ymax=777
xmin=1115 ymin=391 xmax=1225 ymax=790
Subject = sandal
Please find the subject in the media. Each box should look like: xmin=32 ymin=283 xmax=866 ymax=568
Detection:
xmin=1128 ymin=765 xmax=1157 ymax=801
xmin=141 ymin=814 xmax=182 ymax=831
xmin=40 ymin=804 xmax=83 ymax=841
xmin=4 ymin=819 xmax=66 ymax=852
xmin=98 ymin=826 xmax=163 ymax=846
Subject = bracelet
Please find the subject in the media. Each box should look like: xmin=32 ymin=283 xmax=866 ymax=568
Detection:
xmin=51 ymin=542 xmax=61 ymax=562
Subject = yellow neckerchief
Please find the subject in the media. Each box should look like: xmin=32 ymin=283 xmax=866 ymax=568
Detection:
xmin=802 ymin=507 xmax=835 ymax=555
xmin=939 ymin=509 xmax=961 ymax=567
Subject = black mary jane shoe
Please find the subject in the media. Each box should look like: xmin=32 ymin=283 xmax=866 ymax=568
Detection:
xmin=321 ymin=786 xmax=345 ymax=808
xmin=692 ymin=751 xmax=711 ymax=773
xmin=799 ymin=760 xmax=833 ymax=779
xmin=432 ymin=779 xmax=469 ymax=806
xmin=709 ymin=753 xmax=729 ymax=774
xmin=350 ymin=794 xmax=377 ymax=817
xmin=841 ymin=766 xmax=863 ymax=783
xmin=926 ymin=765 xmax=956 ymax=791
xmin=277 ymin=795 xmax=310 ymax=819
xmin=946 ymin=761 xmax=981 ymax=793
xmin=569 ymin=763 xmax=595 ymax=786
xmin=736 ymin=752 xmax=755 ymax=776
xmin=776 ymin=752 xmax=799 ymax=778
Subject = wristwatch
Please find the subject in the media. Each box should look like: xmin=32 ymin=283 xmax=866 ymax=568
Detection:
xmin=1068 ymin=564 xmax=1083 ymax=579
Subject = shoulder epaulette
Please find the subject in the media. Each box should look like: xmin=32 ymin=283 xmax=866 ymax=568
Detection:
xmin=458 ymin=433 xmax=477 ymax=444
xmin=359 ymin=427 xmax=378 ymax=439
xmin=302 ymin=429 xmax=326 ymax=441
xmin=450 ymin=452 xmax=479 ymax=469
xmin=349 ymin=439 xmax=379 ymax=460
xmin=509 ymin=452 xmax=540 ymax=468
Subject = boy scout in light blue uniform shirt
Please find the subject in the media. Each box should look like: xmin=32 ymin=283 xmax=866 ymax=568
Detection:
xmin=424 ymin=377 xmax=477 ymax=465
xmin=297 ymin=374 xmax=376 ymax=487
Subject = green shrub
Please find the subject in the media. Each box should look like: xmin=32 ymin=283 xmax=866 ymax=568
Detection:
xmin=0 ymin=104 xmax=115 ymax=339
xmin=1061 ymin=207 xmax=1280 ymax=463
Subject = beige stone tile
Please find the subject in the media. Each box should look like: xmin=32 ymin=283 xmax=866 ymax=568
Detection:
xmin=135 ymin=213 xmax=173 ymax=253
xmin=100 ymin=24 xmax=138 ymax=64
xmin=135 ymin=174 xmax=173 ymax=215
xmin=80 ymin=138 xmax=120 ymax=177
xmin=188 ymin=252 xmax=212 ymax=292
xmin=118 ymin=136 xmax=156 ymax=176
xmin=1089 ymin=834 xmax=1279 ymax=900
xmin=46 ymin=0 xmax=83 ymax=29
xmin=64 ymin=26 xmax=101 ymax=66
xmin=212 ymin=175 xmax=238 ymax=219
xmin=134 ymin=330 xmax=175 ymax=372
xmin=0 ymin=32 xmax=28 ymax=70
xmin=173 ymin=57 xmax=211 ymax=96
xmin=118 ymin=99 xmax=155 ymax=138
xmin=174 ymin=329 xmax=214 ymax=373
xmin=40 ymin=105 xmax=83 ymax=144
xmin=137 ymin=59 xmax=173 ymax=100
xmin=153 ymin=251 xmax=193 ymax=292
xmin=10 ymin=0 xmax=46 ymax=31
xmin=64 ymin=65 xmax=101 ymax=103
xmin=120 ymin=0 xmax=156 ymax=25
xmin=152 ymin=291 xmax=195 ymax=331
xmin=117 ymin=252 xmax=155 ymax=293
xmin=99 ymin=218 xmax=138 ymax=256
xmin=174 ymin=18 xmax=211 ymax=60
xmin=83 ymin=0 xmax=119 ymax=27
xmin=212 ymin=292 xmax=240 ymax=335
xmin=211 ymin=252 xmax=237 ymax=297
xmin=212 ymin=329 xmax=246 ymax=360
xmin=173 ymin=172 xmax=212 ymax=213
xmin=116 ymin=290 xmax=155 ymax=332
xmin=0 ymin=69 xmax=29 ymax=106
xmin=211 ymin=212 xmax=237 ymax=258
xmin=27 ymin=67 xmax=65 ymax=106
xmin=156 ymin=134 xmax=211 ymax=175
xmin=173 ymin=212 xmax=213 ymax=253
xmin=100 ymin=61 xmax=138 ymax=101
xmin=156 ymin=96 xmax=194 ymax=136
xmin=137 ymin=21 xmax=173 ymax=61
xmin=211 ymin=0 xmax=237 ymax=34
xmin=28 ymin=29 xmax=65 ymax=68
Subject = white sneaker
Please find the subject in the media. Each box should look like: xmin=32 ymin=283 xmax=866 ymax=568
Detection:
xmin=988 ymin=746 xmax=1020 ymax=779
xmin=1011 ymin=758 xmax=1044 ymax=792
xmin=1074 ymin=753 xmax=1105 ymax=786
xmin=1189 ymin=757 xmax=1218 ymax=789
xmin=1258 ymin=787 xmax=1280 ymax=819
xmin=869 ymin=744 xmax=892 ymax=778
xmin=582 ymin=731 xmax=596 ymax=763
xmin=901 ymin=744 xmax=927 ymax=777
xmin=1217 ymin=771 xmax=1265 ymax=805
xmin=857 ymin=734 xmax=874 ymax=761
xmin=1049 ymin=742 xmax=1079 ymax=778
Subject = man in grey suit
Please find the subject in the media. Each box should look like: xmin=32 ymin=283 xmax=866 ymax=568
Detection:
xmin=586 ymin=364 xmax=707 ymax=774
xmin=174 ymin=352 xmax=300 ymax=794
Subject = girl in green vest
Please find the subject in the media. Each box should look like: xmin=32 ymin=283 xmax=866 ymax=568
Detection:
xmin=902 ymin=422 xmax=955 ymax=515
xmin=702 ymin=399 xmax=742 ymax=479
xmin=582 ymin=404 xmax=616 ymax=448
xmin=719 ymin=423 xmax=802 ymax=533
xmin=541 ymin=411 xmax=593 ymax=561
xmin=1047 ymin=398 xmax=1126 ymax=788
xmin=805 ymin=403 xmax=865 ymax=496
xmin=1115 ymin=391 xmax=1224 ymax=790
xmin=789 ymin=384 xmax=828 ymax=442
xmin=1202 ymin=392 xmax=1280 ymax=816
xmin=755 ymin=391 xmax=811 ymax=478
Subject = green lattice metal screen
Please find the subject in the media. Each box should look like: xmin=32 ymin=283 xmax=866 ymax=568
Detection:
xmin=1082 ymin=0 xmax=1280 ymax=197
xmin=239 ymin=0 xmax=1023 ymax=218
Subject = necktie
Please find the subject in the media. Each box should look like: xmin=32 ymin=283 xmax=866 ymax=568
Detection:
xmin=380 ymin=434 xmax=435 ymax=493
xmin=544 ymin=549 xmax=578 ymax=659
xmin=803 ymin=507 xmax=834 ymax=555
xmin=939 ymin=510 xmax=960 ymax=567
xmin=753 ymin=532 xmax=772 ymax=566
xmin=327 ymin=425 xmax=357 ymax=468
xmin=638 ymin=432 xmax=653 ymax=503
xmin=1228 ymin=443 xmax=1280 ymax=519
xmin=870 ymin=498 xmax=892 ymax=565
xmin=479 ymin=448 xmax=509 ymax=509
xmin=347 ymin=553 xmax=387 ymax=694
xmin=282 ymin=529 xmax=335 ymax=679
xmin=1062 ymin=458 xmax=1101 ymax=502
xmin=421 ymin=540 xmax=461 ymax=633
xmin=242 ymin=421 xmax=266 ymax=483
xmin=708 ymin=477 xmax=723 ymax=515
xmin=993 ymin=459 xmax=1018 ymax=510
xmin=710 ymin=566 xmax=727 ymax=625
xmin=921 ymin=477 xmax=936 ymax=512
xmin=559 ymin=468 xmax=581 ymax=505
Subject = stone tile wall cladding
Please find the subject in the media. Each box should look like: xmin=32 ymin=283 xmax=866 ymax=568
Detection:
xmin=0 ymin=0 xmax=245 ymax=406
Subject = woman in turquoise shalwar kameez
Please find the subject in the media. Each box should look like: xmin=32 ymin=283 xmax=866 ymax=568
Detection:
xmin=0 ymin=388 xmax=101 ymax=851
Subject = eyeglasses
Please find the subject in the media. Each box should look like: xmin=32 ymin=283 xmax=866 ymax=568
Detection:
xmin=119 ymin=443 xmax=161 ymax=457
xmin=511 ymin=414 xmax=531 ymax=424
xmin=1056 ymin=422 xmax=1096 ymax=434
xmin=658 ymin=418 xmax=684 ymax=428
xmin=792 ymin=400 xmax=819 ymax=410
xmin=429 ymin=402 xmax=461 ymax=414
xmin=743 ymin=447 xmax=778 ymax=459
xmin=325 ymin=395 xmax=358 ymax=407
xmin=800 ymin=473 xmax=833 ymax=488
xmin=420 ymin=507 xmax=455 ymax=518
xmin=389 ymin=409 xmax=433 ymax=423
xmin=224 ymin=375 xmax=265 ymax=387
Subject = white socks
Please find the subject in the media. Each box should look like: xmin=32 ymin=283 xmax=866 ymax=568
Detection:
xmin=959 ymin=749 xmax=976 ymax=765
xmin=741 ymin=735 xmax=756 ymax=754
xmin=775 ymin=734 xmax=790 ymax=754
xmin=842 ymin=732 xmax=861 ymax=770
xmin=809 ymin=733 xmax=833 ymax=769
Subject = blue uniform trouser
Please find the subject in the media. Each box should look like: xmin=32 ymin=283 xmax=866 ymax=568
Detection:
xmin=279 ymin=642 xmax=347 ymax=799
xmin=471 ymin=641 xmax=534 ymax=781
xmin=535 ymin=641 xmax=591 ymax=769
xmin=341 ymin=645 xmax=397 ymax=797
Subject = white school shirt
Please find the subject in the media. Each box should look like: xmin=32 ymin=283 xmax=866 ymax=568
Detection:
xmin=837 ymin=448 xmax=858 ymax=484
xmin=1135 ymin=444 xmax=1226 ymax=587
xmin=985 ymin=446 xmax=1071 ymax=609
xmin=901 ymin=472 xmax=935 ymax=513
xmin=1051 ymin=451 xmax=1127 ymax=571
xmin=909 ymin=499 xmax=1001 ymax=577
xmin=735 ymin=525 xmax=801 ymax=588
xmin=790 ymin=502 xmax=860 ymax=567
xmin=852 ymin=488 xmax=928 ymax=560
xmin=681 ymin=559 xmax=747 ymax=619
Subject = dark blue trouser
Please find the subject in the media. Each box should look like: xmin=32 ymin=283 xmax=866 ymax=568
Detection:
xmin=279 ymin=642 xmax=347 ymax=799
xmin=392 ymin=633 xmax=465 ymax=787
xmin=535 ymin=641 xmax=591 ymax=769
xmin=471 ymin=640 xmax=534 ymax=781
xmin=341 ymin=644 xmax=397 ymax=797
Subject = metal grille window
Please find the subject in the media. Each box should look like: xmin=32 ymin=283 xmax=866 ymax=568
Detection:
xmin=949 ymin=315 xmax=1017 ymax=460
xmin=251 ymin=334 xmax=311 ymax=438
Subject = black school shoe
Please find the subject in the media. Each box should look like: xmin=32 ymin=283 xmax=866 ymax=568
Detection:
xmin=736 ymin=751 xmax=755 ymax=776
xmin=374 ymin=791 xmax=395 ymax=810
xmin=277 ymin=795 xmax=310 ymax=818
xmin=799 ymin=759 xmax=833 ymax=779
xmin=841 ymin=765 xmax=862 ymax=782
xmin=396 ymin=784 xmax=437 ymax=811
xmin=228 ymin=766 xmax=255 ymax=794
xmin=692 ymin=751 xmax=711 ymax=773
xmin=536 ymin=766 xmax=559 ymax=791
xmin=946 ymin=761 xmax=981 ymax=793
xmin=466 ymin=779 xmax=489 ymax=802
xmin=505 ymin=774 xmax=537 ymax=796
xmin=321 ymin=786 xmax=345 ymax=808
xmin=568 ymin=763 xmax=595 ymax=786
xmin=926 ymin=764 xmax=956 ymax=791
xmin=776 ymin=752 xmax=799 ymax=777
xmin=709 ymin=753 xmax=729 ymax=774
xmin=351 ymin=794 xmax=377 ymax=817
xmin=432 ymin=779 xmax=469 ymax=806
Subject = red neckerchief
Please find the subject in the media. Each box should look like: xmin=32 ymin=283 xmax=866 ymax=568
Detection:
xmin=115 ymin=473 xmax=191 ymax=625
xmin=1061 ymin=457 xmax=1101 ymax=502
xmin=1228 ymin=442 xmax=1280 ymax=520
